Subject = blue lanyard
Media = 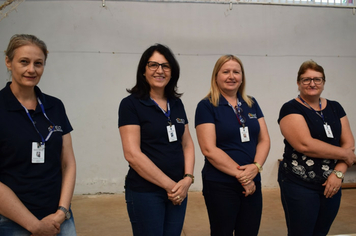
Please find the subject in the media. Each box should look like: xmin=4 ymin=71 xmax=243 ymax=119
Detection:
xmin=21 ymin=97 xmax=56 ymax=145
xmin=151 ymin=98 xmax=172 ymax=126
xmin=298 ymin=95 xmax=326 ymax=124
xmin=229 ymin=99 xmax=246 ymax=128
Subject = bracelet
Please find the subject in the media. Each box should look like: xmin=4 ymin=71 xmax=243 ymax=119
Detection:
xmin=184 ymin=174 xmax=194 ymax=184
xmin=253 ymin=162 xmax=263 ymax=172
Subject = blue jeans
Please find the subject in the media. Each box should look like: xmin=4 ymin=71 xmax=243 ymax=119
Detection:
xmin=0 ymin=209 xmax=76 ymax=236
xmin=278 ymin=173 xmax=341 ymax=236
xmin=125 ymin=187 xmax=187 ymax=236
xmin=202 ymin=179 xmax=262 ymax=236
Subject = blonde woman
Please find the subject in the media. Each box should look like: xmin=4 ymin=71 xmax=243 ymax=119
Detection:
xmin=195 ymin=55 xmax=270 ymax=236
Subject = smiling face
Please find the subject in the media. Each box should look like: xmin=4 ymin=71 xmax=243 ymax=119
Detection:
xmin=298 ymin=69 xmax=325 ymax=99
xmin=5 ymin=44 xmax=45 ymax=90
xmin=144 ymin=51 xmax=171 ymax=93
xmin=216 ymin=59 xmax=243 ymax=97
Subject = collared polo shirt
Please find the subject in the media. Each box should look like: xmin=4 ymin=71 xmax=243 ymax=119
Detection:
xmin=195 ymin=93 xmax=264 ymax=183
xmin=119 ymin=94 xmax=188 ymax=192
xmin=0 ymin=82 xmax=73 ymax=219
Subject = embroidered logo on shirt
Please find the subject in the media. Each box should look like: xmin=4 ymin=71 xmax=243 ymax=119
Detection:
xmin=248 ymin=113 xmax=257 ymax=119
xmin=176 ymin=118 xmax=185 ymax=124
xmin=48 ymin=125 xmax=63 ymax=132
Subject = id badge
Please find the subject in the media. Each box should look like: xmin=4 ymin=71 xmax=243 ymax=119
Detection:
xmin=324 ymin=124 xmax=334 ymax=138
xmin=167 ymin=125 xmax=178 ymax=142
xmin=240 ymin=126 xmax=250 ymax=142
xmin=32 ymin=142 xmax=45 ymax=163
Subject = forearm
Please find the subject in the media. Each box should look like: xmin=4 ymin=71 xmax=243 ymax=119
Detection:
xmin=254 ymin=117 xmax=270 ymax=166
xmin=204 ymin=148 xmax=242 ymax=178
xmin=127 ymin=152 xmax=176 ymax=192
xmin=182 ymin=132 xmax=195 ymax=176
xmin=59 ymin=133 xmax=76 ymax=210
xmin=254 ymin=140 xmax=270 ymax=167
xmin=58 ymin=161 xmax=76 ymax=210
xmin=0 ymin=182 xmax=40 ymax=232
xmin=299 ymin=140 xmax=349 ymax=160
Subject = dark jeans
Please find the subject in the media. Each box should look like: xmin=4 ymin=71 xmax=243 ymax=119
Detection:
xmin=125 ymin=187 xmax=187 ymax=236
xmin=278 ymin=173 xmax=341 ymax=236
xmin=203 ymin=179 xmax=262 ymax=236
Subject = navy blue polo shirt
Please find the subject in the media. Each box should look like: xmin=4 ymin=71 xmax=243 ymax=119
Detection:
xmin=0 ymin=82 xmax=73 ymax=219
xmin=195 ymin=93 xmax=264 ymax=183
xmin=118 ymin=94 xmax=188 ymax=192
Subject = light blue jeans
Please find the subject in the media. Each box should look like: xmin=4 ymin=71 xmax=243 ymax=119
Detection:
xmin=0 ymin=209 xmax=76 ymax=236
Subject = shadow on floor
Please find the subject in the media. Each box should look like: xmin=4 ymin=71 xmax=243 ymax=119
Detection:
xmin=71 ymin=188 xmax=356 ymax=236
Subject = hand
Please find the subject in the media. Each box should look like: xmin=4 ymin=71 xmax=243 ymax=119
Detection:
xmin=236 ymin=164 xmax=259 ymax=186
xmin=242 ymin=181 xmax=256 ymax=197
xmin=167 ymin=178 xmax=192 ymax=205
xmin=322 ymin=174 xmax=342 ymax=198
xmin=46 ymin=210 xmax=66 ymax=225
xmin=30 ymin=215 xmax=60 ymax=236
xmin=343 ymin=147 xmax=356 ymax=167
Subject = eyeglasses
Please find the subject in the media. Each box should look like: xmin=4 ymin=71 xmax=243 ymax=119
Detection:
xmin=300 ymin=77 xmax=324 ymax=85
xmin=147 ymin=61 xmax=171 ymax=72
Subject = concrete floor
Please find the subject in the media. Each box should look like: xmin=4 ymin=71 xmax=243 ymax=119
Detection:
xmin=71 ymin=188 xmax=356 ymax=236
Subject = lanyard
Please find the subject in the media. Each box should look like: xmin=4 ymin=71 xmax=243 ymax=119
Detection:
xmin=298 ymin=95 xmax=326 ymax=124
xmin=151 ymin=98 xmax=172 ymax=126
xmin=21 ymin=97 xmax=56 ymax=145
xmin=229 ymin=99 xmax=245 ymax=128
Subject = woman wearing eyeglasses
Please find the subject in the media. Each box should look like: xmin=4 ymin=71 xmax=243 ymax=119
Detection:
xmin=195 ymin=55 xmax=270 ymax=236
xmin=278 ymin=60 xmax=356 ymax=236
xmin=118 ymin=44 xmax=195 ymax=236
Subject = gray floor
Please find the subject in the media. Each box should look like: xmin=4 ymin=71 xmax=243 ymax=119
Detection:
xmin=71 ymin=188 xmax=356 ymax=236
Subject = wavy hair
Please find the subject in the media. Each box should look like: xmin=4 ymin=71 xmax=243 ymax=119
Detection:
xmin=127 ymin=44 xmax=181 ymax=99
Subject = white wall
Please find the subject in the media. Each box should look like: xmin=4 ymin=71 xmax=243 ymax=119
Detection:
xmin=1 ymin=0 xmax=355 ymax=194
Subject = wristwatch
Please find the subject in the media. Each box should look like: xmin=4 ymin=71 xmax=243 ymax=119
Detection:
xmin=332 ymin=170 xmax=344 ymax=179
xmin=253 ymin=162 xmax=263 ymax=173
xmin=58 ymin=206 xmax=71 ymax=220
xmin=184 ymin=174 xmax=194 ymax=184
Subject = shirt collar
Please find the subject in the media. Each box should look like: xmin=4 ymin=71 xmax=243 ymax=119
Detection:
xmin=139 ymin=96 xmax=177 ymax=108
xmin=218 ymin=93 xmax=244 ymax=106
xmin=2 ymin=82 xmax=51 ymax=112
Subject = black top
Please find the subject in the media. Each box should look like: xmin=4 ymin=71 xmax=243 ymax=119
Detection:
xmin=278 ymin=99 xmax=345 ymax=190
xmin=0 ymin=82 xmax=73 ymax=219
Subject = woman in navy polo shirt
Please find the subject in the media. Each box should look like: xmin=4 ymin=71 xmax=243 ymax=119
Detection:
xmin=118 ymin=44 xmax=195 ymax=236
xmin=0 ymin=34 xmax=77 ymax=235
xmin=195 ymin=55 xmax=270 ymax=236
xmin=278 ymin=60 xmax=356 ymax=236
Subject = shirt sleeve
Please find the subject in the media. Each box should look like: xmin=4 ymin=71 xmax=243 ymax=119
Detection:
xmin=277 ymin=100 xmax=302 ymax=124
xmin=118 ymin=96 xmax=140 ymax=127
xmin=329 ymin=100 xmax=346 ymax=119
xmin=251 ymin=97 xmax=264 ymax=119
xmin=58 ymin=101 xmax=73 ymax=135
xmin=195 ymin=98 xmax=215 ymax=127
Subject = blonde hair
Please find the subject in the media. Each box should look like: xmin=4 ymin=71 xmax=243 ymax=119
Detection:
xmin=5 ymin=34 xmax=48 ymax=63
xmin=205 ymin=54 xmax=253 ymax=107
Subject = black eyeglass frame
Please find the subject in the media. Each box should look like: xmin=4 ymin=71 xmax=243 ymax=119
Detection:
xmin=147 ymin=61 xmax=171 ymax=72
